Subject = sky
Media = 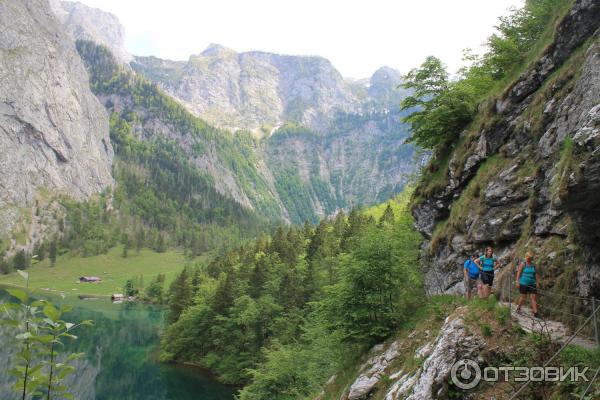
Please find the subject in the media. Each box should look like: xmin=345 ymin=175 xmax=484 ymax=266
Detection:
xmin=77 ymin=0 xmax=523 ymax=79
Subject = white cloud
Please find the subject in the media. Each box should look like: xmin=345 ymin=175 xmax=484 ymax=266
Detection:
xmin=76 ymin=0 xmax=523 ymax=78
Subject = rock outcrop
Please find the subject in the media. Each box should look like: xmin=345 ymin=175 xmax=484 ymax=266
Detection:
xmin=50 ymin=0 xmax=132 ymax=64
xmin=0 ymin=0 xmax=114 ymax=246
xmin=339 ymin=309 xmax=486 ymax=400
xmin=412 ymin=0 xmax=600 ymax=298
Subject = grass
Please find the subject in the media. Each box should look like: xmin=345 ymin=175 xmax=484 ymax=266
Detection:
xmin=0 ymin=246 xmax=200 ymax=298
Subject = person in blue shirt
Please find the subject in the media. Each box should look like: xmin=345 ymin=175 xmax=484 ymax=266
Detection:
xmin=475 ymin=246 xmax=499 ymax=299
xmin=516 ymin=251 xmax=540 ymax=318
xmin=463 ymin=253 xmax=481 ymax=300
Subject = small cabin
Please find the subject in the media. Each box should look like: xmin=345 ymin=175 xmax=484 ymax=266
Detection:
xmin=79 ymin=276 xmax=102 ymax=283
xmin=111 ymin=293 xmax=124 ymax=302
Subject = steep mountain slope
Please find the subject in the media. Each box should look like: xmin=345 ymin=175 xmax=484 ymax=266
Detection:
xmin=264 ymin=111 xmax=417 ymax=223
xmin=49 ymin=0 xmax=132 ymax=64
xmin=0 ymin=0 xmax=114 ymax=251
xmin=412 ymin=0 xmax=600 ymax=303
xmin=131 ymin=46 xmax=419 ymax=223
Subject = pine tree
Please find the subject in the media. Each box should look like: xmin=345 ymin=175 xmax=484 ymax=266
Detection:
xmin=124 ymin=279 xmax=137 ymax=297
xmin=122 ymin=234 xmax=130 ymax=258
xmin=191 ymin=267 xmax=201 ymax=296
xmin=0 ymin=251 xmax=10 ymax=274
xmin=212 ymin=268 xmax=235 ymax=315
xmin=156 ymin=233 xmax=167 ymax=253
xmin=166 ymin=268 xmax=192 ymax=323
xmin=135 ymin=228 xmax=144 ymax=254
xmin=378 ymin=204 xmax=395 ymax=227
xmin=49 ymin=239 xmax=58 ymax=267
xmin=13 ymin=250 xmax=29 ymax=270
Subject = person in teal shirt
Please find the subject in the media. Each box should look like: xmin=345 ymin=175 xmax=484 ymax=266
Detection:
xmin=463 ymin=253 xmax=481 ymax=300
xmin=475 ymin=246 xmax=499 ymax=299
xmin=516 ymin=251 xmax=540 ymax=318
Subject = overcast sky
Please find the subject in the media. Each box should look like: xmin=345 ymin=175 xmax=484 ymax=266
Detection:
xmin=77 ymin=0 xmax=523 ymax=79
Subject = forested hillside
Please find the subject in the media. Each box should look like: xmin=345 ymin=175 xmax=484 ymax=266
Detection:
xmin=160 ymin=193 xmax=423 ymax=397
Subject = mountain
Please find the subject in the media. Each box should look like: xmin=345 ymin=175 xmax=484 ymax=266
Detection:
xmin=130 ymin=46 xmax=419 ymax=223
xmin=132 ymin=45 xmax=362 ymax=133
xmin=0 ymin=0 xmax=418 ymax=259
xmin=0 ymin=0 xmax=114 ymax=253
xmin=132 ymin=47 xmax=410 ymax=134
xmin=49 ymin=0 xmax=132 ymax=64
xmin=52 ymin=1 xmax=419 ymax=225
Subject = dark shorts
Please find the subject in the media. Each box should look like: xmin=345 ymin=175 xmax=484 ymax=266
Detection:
xmin=466 ymin=277 xmax=479 ymax=292
xmin=519 ymin=284 xmax=537 ymax=294
xmin=481 ymin=271 xmax=494 ymax=286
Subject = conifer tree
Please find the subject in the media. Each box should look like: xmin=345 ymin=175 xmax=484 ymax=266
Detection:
xmin=166 ymin=268 xmax=192 ymax=323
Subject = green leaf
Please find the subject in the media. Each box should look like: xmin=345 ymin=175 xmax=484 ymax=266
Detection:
xmin=29 ymin=364 xmax=43 ymax=375
xmin=67 ymin=352 xmax=84 ymax=361
xmin=15 ymin=332 xmax=32 ymax=340
xmin=62 ymin=333 xmax=77 ymax=340
xmin=6 ymin=288 xmax=28 ymax=303
xmin=57 ymin=366 xmax=75 ymax=380
xmin=36 ymin=334 xmax=54 ymax=343
xmin=65 ymin=322 xmax=75 ymax=330
xmin=60 ymin=304 xmax=73 ymax=313
xmin=17 ymin=269 xmax=29 ymax=281
xmin=43 ymin=304 xmax=60 ymax=321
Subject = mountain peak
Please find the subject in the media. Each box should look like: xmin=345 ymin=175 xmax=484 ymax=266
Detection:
xmin=201 ymin=43 xmax=236 ymax=56
xmin=370 ymin=66 xmax=402 ymax=83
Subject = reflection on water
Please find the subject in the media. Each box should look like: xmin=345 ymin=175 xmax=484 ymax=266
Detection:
xmin=0 ymin=290 xmax=236 ymax=400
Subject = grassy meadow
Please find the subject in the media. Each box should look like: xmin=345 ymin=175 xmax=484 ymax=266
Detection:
xmin=0 ymin=246 xmax=201 ymax=298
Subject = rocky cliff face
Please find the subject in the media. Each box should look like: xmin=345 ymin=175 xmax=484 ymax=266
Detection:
xmin=50 ymin=0 xmax=132 ymax=64
xmin=264 ymin=110 xmax=421 ymax=223
xmin=0 ymin=0 xmax=114 ymax=248
xmin=412 ymin=0 xmax=600 ymax=298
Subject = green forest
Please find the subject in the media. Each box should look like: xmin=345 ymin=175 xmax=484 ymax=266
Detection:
xmin=160 ymin=194 xmax=423 ymax=398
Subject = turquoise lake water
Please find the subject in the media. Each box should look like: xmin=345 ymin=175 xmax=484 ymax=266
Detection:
xmin=0 ymin=289 xmax=236 ymax=400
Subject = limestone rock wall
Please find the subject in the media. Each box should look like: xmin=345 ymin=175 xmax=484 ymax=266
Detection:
xmin=0 ymin=0 xmax=114 ymax=247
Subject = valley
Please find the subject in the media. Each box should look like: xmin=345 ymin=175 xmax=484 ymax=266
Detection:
xmin=1 ymin=0 xmax=599 ymax=399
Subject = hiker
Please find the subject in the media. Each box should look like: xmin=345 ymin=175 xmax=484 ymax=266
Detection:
xmin=475 ymin=246 xmax=499 ymax=299
xmin=463 ymin=253 xmax=481 ymax=300
xmin=515 ymin=251 xmax=540 ymax=318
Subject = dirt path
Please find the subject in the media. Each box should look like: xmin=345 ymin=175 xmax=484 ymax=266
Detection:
xmin=501 ymin=302 xmax=597 ymax=350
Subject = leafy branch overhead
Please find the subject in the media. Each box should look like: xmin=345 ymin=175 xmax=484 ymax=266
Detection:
xmin=400 ymin=0 xmax=570 ymax=151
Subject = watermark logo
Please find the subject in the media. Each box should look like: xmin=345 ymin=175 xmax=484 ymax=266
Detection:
xmin=451 ymin=359 xmax=481 ymax=389
xmin=451 ymin=359 xmax=590 ymax=389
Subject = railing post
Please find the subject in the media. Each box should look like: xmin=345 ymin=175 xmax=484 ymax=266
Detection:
xmin=593 ymin=297 xmax=599 ymax=347
xmin=508 ymin=268 xmax=512 ymax=315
